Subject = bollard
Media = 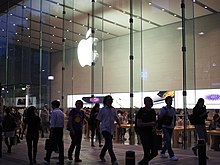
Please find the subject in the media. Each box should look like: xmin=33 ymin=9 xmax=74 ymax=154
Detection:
xmin=125 ymin=150 xmax=135 ymax=165
xmin=198 ymin=139 xmax=206 ymax=165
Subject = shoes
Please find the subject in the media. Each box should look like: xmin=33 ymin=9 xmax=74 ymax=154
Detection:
xmin=68 ymin=156 xmax=73 ymax=160
xmin=170 ymin=156 xmax=178 ymax=161
xmin=99 ymin=155 xmax=106 ymax=162
xmin=192 ymin=147 xmax=197 ymax=156
xmin=160 ymin=153 xmax=168 ymax=158
xmin=99 ymin=144 xmax=103 ymax=147
xmin=112 ymin=161 xmax=119 ymax=165
xmin=75 ymin=159 xmax=82 ymax=162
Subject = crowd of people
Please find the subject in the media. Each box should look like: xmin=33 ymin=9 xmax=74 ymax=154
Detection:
xmin=1 ymin=95 xmax=220 ymax=165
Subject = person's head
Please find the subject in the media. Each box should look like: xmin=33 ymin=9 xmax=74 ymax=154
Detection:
xmin=27 ymin=106 xmax=36 ymax=117
xmin=165 ymin=96 xmax=173 ymax=107
xmin=196 ymin=98 xmax=204 ymax=108
xmin=51 ymin=100 xmax=60 ymax=109
xmin=94 ymin=103 xmax=100 ymax=109
xmin=75 ymin=100 xmax=83 ymax=110
xmin=103 ymin=95 xmax=113 ymax=107
xmin=144 ymin=97 xmax=153 ymax=109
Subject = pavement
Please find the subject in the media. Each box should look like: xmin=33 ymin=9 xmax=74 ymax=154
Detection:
xmin=0 ymin=130 xmax=220 ymax=165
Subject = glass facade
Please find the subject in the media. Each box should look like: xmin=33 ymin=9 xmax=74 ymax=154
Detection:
xmin=0 ymin=0 xmax=220 ymax=110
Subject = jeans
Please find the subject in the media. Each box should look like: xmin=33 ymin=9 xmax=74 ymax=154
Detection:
xmin=100 ymin=131 xmax=116 ymax=162
xmin=26 ymin=133 xmax=39 ymax=164
xmin=161 ymin=127 xmax=174 ymax=158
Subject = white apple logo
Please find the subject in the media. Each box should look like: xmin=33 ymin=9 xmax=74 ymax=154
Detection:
xmin=77 ymin=28 xmax=99 ymax=67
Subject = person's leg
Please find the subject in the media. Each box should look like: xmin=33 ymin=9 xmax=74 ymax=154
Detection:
xmin=57 ymin=128 xmax=64 ymax=164
xmin=26 ymin=135 xmax=33 ymax=165
xmin=138 ymin=133 xmax=150 ymax=165
xmin=68 ymin=132 xmax=76 ymax=159
xmin=165 ymin=128 xmax=175 ymax=158
xmin=33 ymin=135 xmax=39 ymax=164
xmin=101 ymin=131 xmax=117 ymax=163
xmin=99 ymin=131 xmax=108 ymax=160
xmin=148 ymin=134 xmax=158 ymax=161
xmin=160 ymin=128 xmax=168 ymax=155
xmin=96 ymin=127 xmax=102 ymax=146
xmin=90 ymin=125 xmax=95 ymax=146
xmin=75 ymin=131 xmax=83 ymax=161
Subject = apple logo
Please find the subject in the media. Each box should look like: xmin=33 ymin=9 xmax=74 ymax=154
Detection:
xmin=77 ymin=28 xmax=99 ymax=67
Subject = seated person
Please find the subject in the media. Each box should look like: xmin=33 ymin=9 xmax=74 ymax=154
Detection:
xmin=209 ymin=114 xmax=220 ymax=151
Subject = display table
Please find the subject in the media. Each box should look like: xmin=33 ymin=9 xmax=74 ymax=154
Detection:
xmin=173 ymin=125 xmax=195 ymax=148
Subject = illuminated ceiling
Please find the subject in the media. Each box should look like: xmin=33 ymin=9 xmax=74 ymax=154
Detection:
xmin=0 ymin=0 xmax=219 ymax=52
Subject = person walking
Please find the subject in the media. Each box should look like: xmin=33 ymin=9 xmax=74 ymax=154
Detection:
xmin=89 ymin=103 xmax=102 ymax=147
xmin=159 ymin=96 xmax=178 ymax=161
xmin=44 ymin=100 xmax=64 ymax=165
xmin=96 ymin=95 xmax=121 ymax=165
xmin=192 ymin=98 xmax=209 ymax=158
xmin=21 ymin=106 xmax=41 ymax=165
xmin=2 ymin=107 xmax=17 ymax=153
xmin=67 ymin=100 xmax=85 ymax=162
xmin=136 ymin=97 xmax=158 ymax=165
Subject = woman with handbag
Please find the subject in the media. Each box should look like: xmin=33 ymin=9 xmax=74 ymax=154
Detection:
xmin=21 ymin=106 xmax=41 ymax=165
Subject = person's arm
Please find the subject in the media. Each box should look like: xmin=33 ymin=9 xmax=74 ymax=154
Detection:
xmin=20 ymin=120 xmax=27 ymax=139
xmin=137 ymin=118 xmax=156 ymax=127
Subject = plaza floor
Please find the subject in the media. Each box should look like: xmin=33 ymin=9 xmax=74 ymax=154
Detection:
xmin=0 ymin=130 xmax=220 ymax=165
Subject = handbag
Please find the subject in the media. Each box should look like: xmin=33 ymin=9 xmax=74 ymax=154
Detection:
xmin=45 ymin=138 xmax=57 ymax=151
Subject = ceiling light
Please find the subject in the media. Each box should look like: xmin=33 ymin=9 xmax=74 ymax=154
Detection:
xmin=2 ymin=29 xmax=4 ymax=31
xmin=51 ymin=41 xmax=53 ymax=43
xmin=27 ymin=27 xmax=30 ymax=30
xmin=174 ymin=14 xmax=177 ymax=17
xmin=15 ymin=32 xmax=18 ymax=35
xmin=177 ymin=27 xmax=183 ymax=30
xmin=83 ymin=25 xmax=85 ymax=26
xmin=69 ymin=20 xmax=72 ymax=22
xmin=57 ymin=3 xmax=59 ymax=5
xmin=10 ymin=13 xmax=13 ymax=16
xmin=51 ymin=48 xmax=53 ymax=49
xmin=198 ymin=31 xmax=205 ymax=35
xmin=17 ymin=39 xmax=19 ymax=42
xmin=25 ymin=17 xmax=28 ymax=20
xmin=149 ymin=2 xmax=152 ymax=5
xmin=13 ymin=24 xmax=16 ymax=26
xmin=75 ymin=41 xmax=78 ymax=43
xmin=23 ymin=5 xmax=26 ymax=8
xmin=162 ymin=8 xmax=165 ymax=11
xmin=55 ymin=15 xmax=57 ymax=18
xmin=109 ymin=5 xmax=112 ymax=8
xmin=204 ymin=6 xmax=208 ymax=9
xmin=148 ymin=21 xmax=151 ymax=24
xmin=52 ymin=34 xmax=55 ymax=36
xmin=66 ymin=29 xmax=69 ymax=32
xmin=193 ymin=0 xmax=196 ymax=2
xmin=53 ymin=26 xmax=56 ymax=28
xmin=79 ymin=34 xmax=81 ymax=35
xmin=73 ymin=8 xmax=76 ymax=11
xmin=28 ymin=35 xmax=30 ymax=38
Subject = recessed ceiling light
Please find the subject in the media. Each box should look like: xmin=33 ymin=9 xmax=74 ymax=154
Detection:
xmin=28 ymin=35 xmax=30 ymax=37
xmin=57 ymin=3 xmax=59 ymax=5
xmin=83 ymin=25 xmax=85 ymax=26
xmin=66 ymin=29 xmax=69 ymax=32
xmin=2 ymin=29 xmax=4 ymax=31
xmin=23 ymin=5 xmax=26 ymax=8
xmin=162 ymin=8 xmax=165 ymax=11
xmin=79 ymin=34 xmax=81 ymax=35
xmin=55 ymin=15 xmax=57 ymax=18
xmin=15 ymin=32 xmax=18 ymax=34
xmin=149 ymin=2 xmax=152 ymax=5
xmin=25 ymin=17 xmax=28 ymax=20
xmin=73 ymin=8 xmax=76 ymax=11
xmin=53 ymin=26 xmax=56 ymax=28
xmin=69 ymin=20 xmax=72 ymax=22
xmin=177 ymin=27 xmax=183 ymax=30
xmin=109 ymin=5 xmax=112 ymax=8
xmin=51 ymin=41 xmax=53 ymax=43
xmin=27 ymin=27 xmax=30 ymax=30
xmin=51 ymin=48 xmax=53 ymax=49
xmin=198 ymin=31 xmax=205 ymax=35
xmin=10 ymin=13 xmax=13 ymax=16
xmin=13 ymin=24 xmax=16 ymax=26
xmin=204 ymin=6 xmax=208 ymax=9
xmin=17 ymin=39 xmax=19 ymax=42
xmin=52 ymin=34 xmax=54 ymax=36
xmin=174 ymin=14 xmax=177 ymax=17
xmin=75 ymin=41 xmax=77 ymax=43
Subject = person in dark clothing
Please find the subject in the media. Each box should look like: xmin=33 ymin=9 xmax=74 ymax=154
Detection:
xmin=136 ymin=97 xmax=158 ymax=165
xmin=67 ymin=100 xmax=85 ymax=162
xmin=2 ymin=107 xmax=17 ymax=153
xmin=192 ymin=98 xmax=209 ymax=158
xmin=89 ymin=103 xmax=102 ymax=147
xmin=44 ymin=100 xmax=64 ymax=165
xmin=21 ymin=106 xmax=41 ymax=165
